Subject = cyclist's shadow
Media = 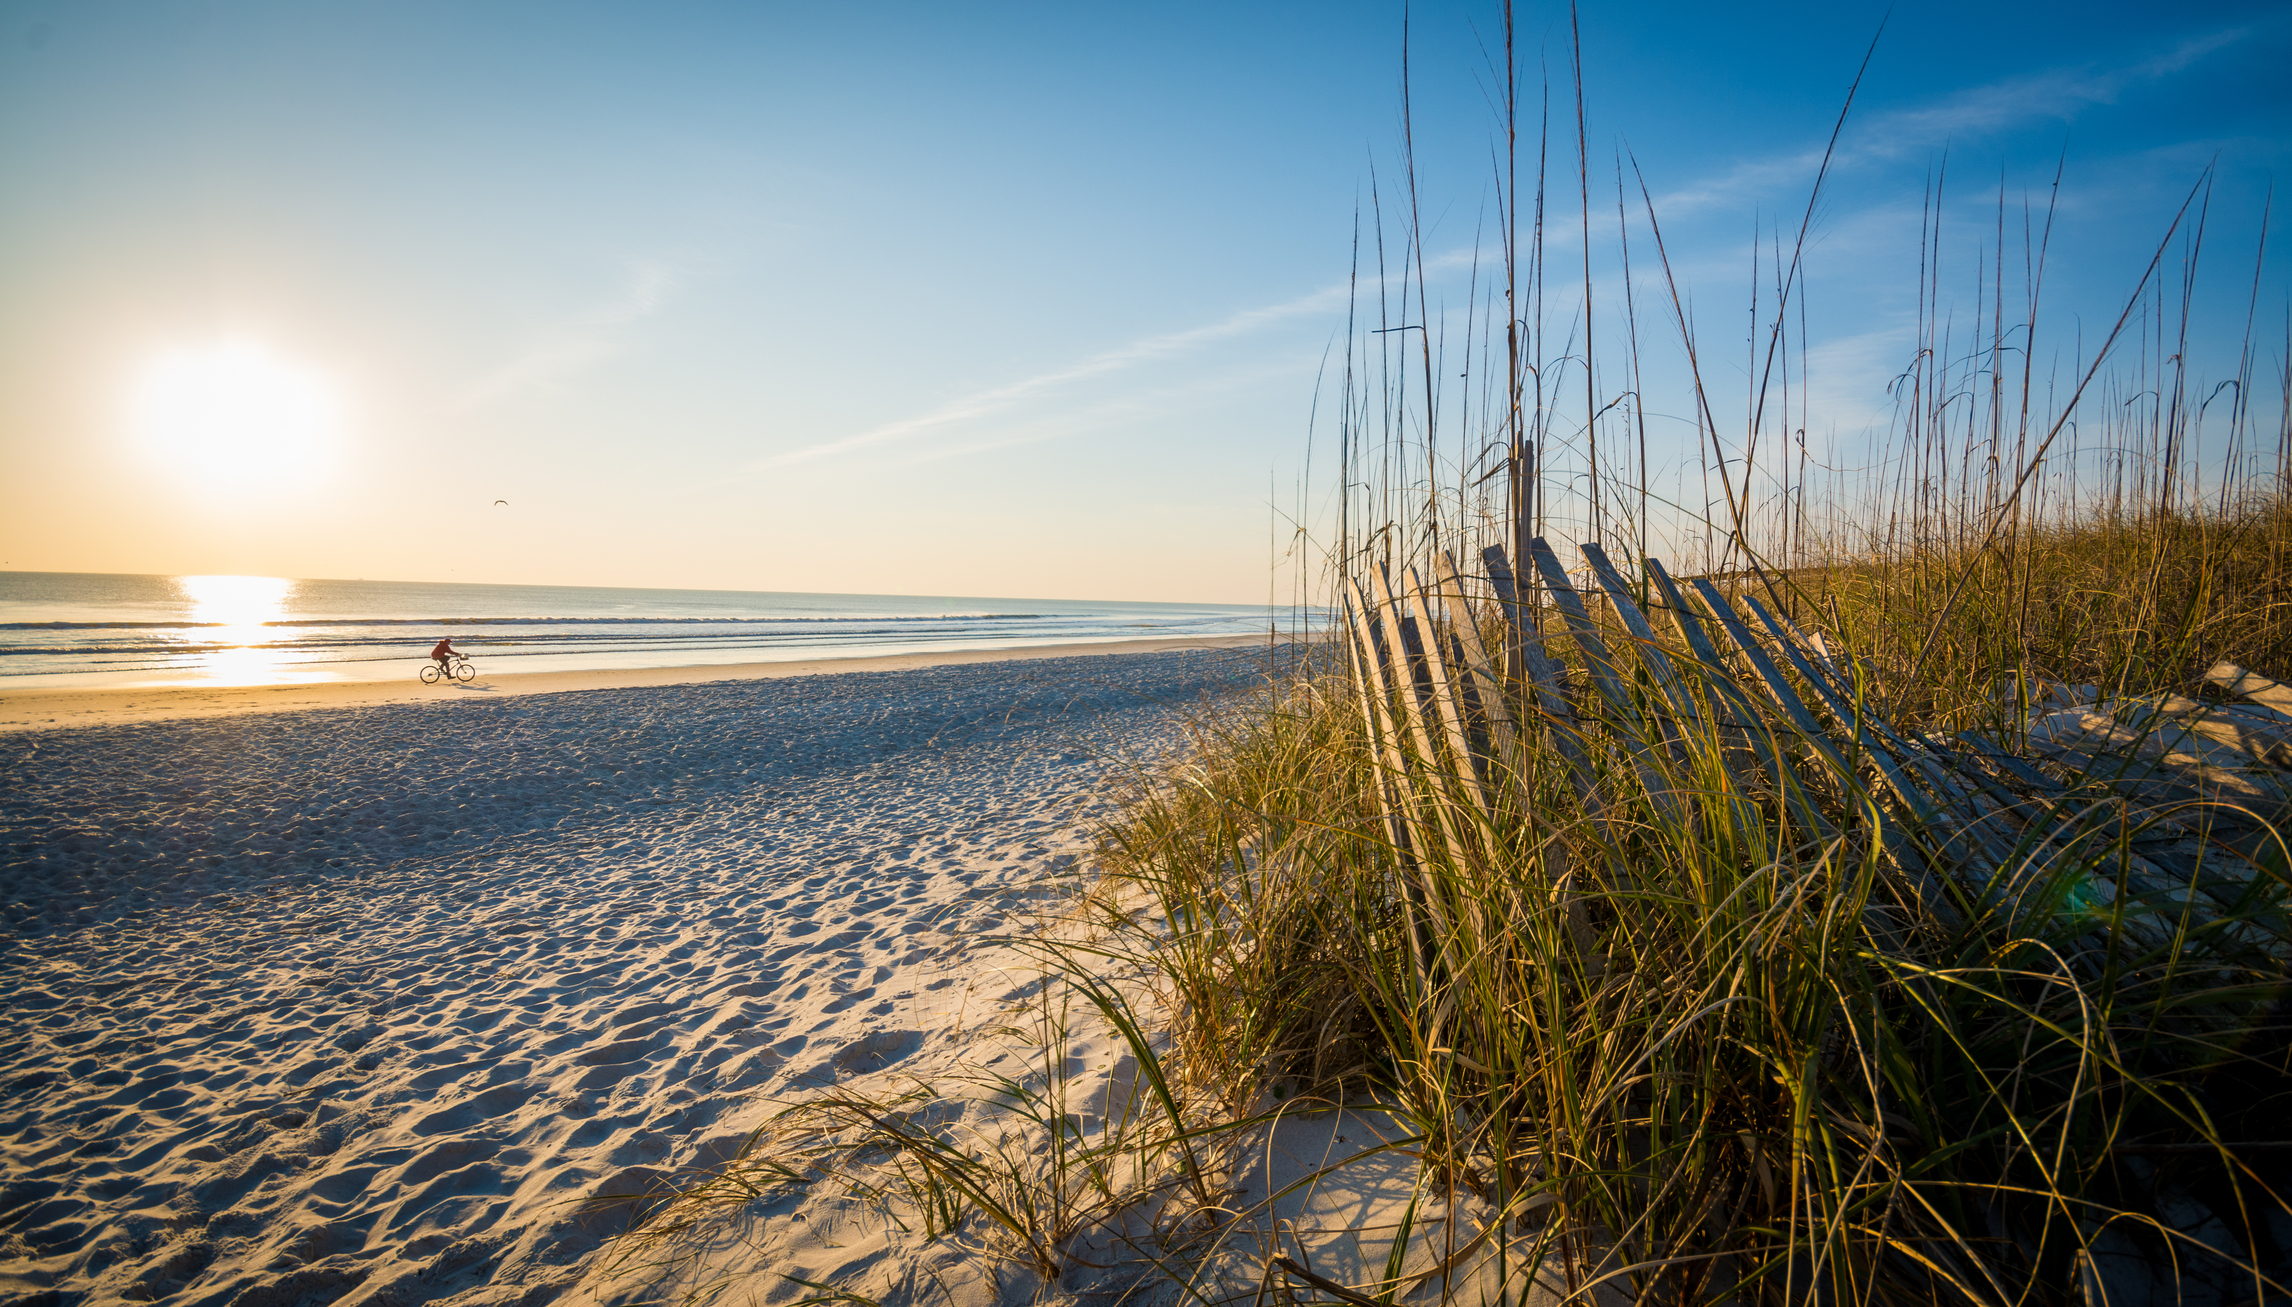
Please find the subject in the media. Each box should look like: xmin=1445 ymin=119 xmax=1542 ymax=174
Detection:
xmin=419 ymin=663 xmax=502 ymax=694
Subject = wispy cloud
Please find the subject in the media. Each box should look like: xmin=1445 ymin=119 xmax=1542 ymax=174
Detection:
xmin=1858 ymin=26 xmax=2253 ymax=153
xmin=896 ymin=356 xmax=1320 ymax=468
xmin=456 ymin=260 xmax=681 ymax=408
xmin=1650 ymin=23 xmax=2263 ymax=217
xmin=740 ymin=282 xmax=1352 ymax=471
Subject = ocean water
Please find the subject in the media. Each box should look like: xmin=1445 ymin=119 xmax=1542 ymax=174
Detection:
xmin=0 ymin=572 xmax=1279 ymax=688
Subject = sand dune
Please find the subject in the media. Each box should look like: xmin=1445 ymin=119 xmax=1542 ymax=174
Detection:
xmin=0 ymin=648 xmax=1270 ymax=1305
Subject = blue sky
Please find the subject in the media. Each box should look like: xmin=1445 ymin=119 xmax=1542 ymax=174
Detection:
xmin=1 ymin=0 xmax=2284 ymax=601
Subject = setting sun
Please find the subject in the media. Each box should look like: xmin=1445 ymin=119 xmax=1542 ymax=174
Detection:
xmin=130 ymin=341 xmax=342 ymax=495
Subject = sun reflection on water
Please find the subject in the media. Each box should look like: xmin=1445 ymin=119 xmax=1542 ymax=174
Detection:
xmin=176 ymin=575 xmax=304 ymax=684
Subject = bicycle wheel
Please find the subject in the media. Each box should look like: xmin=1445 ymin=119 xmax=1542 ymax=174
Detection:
xmin=420 ymin=664 xmax=442 ymax=684
xmin=454 ymin=660 xmax=476 ymax=683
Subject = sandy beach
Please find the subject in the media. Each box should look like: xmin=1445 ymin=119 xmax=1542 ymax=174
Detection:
xmin=0 ymin=644 xmax=1282 ymax=1305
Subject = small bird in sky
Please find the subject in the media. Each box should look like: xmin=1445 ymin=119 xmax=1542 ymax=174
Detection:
xmin=493 ymin=500 xmax=508 ymax=506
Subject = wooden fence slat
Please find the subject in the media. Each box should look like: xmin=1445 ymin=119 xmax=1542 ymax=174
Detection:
xmin=2206 ymin=661 xmax=2292 ymax=722
xmin=1523 ymin=538 xmax=1637 ymax=722
xmin=1481 ymin=545 xmax=1608 ymax=815
xmin=1685 ymin=579 xmax=1833 ymax=742
xmin=2091 ymin=695 xmax=2292 ymax=778
xmin=1341 ymin=590 xmax=1418 ymax=870
xmin=1638 ymin=556 xmax=1766 ymax=732
xmin=1481 ymin=545 xmax=1576 ymax=710
xmin=1526 ymin=538 xmax=1683 ymax=824
xmin=1643 ymin=557 xmax=1837 ymax=842
xmin=1435 ymin=552 xmax=1531 ymax=805
xmin=2181 ymin=714 xmax=2292 ymax=768
xmin=1580 ymin=543 xmax=1704 ymax=732
xmin=1735 ymin=593 xmax=1865 ymax=732
xmin=1402 ymin=566 xmax=1507 ymax=937
xmin=1434 ymin=553 xmax=1597 ymax=963
xmin=1713 ymin=584 xmax=2184 ymax=943
xmin=1405 ymin=565 xmax=1498 ymax=822
xmin=1346 ymin=579 xmax=1453 ymax=983
xmin=1369 ymin=566 xmax=1478 ymax=885
xmin=1733 ymin=592 xmax=1982 ymax=812
xmin=1731 ymin=593 xmax=1961 ymax=822
xmin=1954 ymin=731 xmax=2279 ymax=953
xmin=1578 ymin=544 xmax=1714 ymax=793
xmin=1734 ymin=591 xmax=2039 ymax=921
xmin=1479 ymin=543 xmax=1529 ymax=690
xmin=1366 ymin=561 xmax=1476 ymax=967
xmin=1686 ymin=576 xmax=1964 ymax=927
xmin=1951 ymin=731 xmax=2069 ymax=794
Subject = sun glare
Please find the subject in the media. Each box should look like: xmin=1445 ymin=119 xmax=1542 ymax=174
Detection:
xmin=132 ymin=341 xmax=342 ymax=494
xmin=178 ymin=574 xmax=300 ymax=684
xmin=181 ymin=573 xmax=291 ymax=636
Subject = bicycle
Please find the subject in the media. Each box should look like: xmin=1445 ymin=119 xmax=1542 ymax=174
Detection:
xmin=420 ymin=655 xmax=477 ymax=684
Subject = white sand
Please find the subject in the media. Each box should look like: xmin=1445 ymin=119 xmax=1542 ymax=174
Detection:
xmin=0 ymin=647 xmax=1275 ymax=1306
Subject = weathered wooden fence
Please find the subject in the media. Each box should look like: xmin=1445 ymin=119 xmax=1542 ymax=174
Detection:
xmin=1342 ymin=538 xmax=2292 ymax=965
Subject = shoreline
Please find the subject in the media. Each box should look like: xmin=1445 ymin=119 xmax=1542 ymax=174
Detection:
xmin=0 ymin=631 xmax=1281 ymax=733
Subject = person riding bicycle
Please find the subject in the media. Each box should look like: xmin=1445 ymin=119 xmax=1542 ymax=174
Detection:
xmin=430 ymin=638 xmax=460 ymax=676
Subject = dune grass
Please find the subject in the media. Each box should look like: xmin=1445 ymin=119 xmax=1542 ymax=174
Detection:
xmin=1085 ymin=515 xmax=2292 ymax=1304
xmin=1807 ymin=498 xmax=2292 ymax=735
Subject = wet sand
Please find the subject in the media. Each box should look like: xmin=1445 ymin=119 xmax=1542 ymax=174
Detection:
xmin=0 ymin=633 xmax=1274 ymax=734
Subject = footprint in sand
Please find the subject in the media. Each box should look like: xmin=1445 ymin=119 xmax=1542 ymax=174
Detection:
xmin=831 ymin=1029 xmax=923 ymax=1074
